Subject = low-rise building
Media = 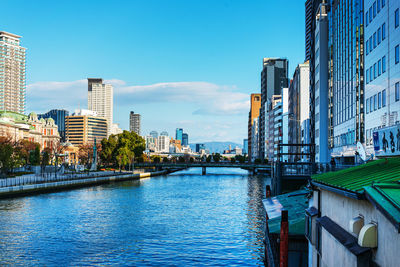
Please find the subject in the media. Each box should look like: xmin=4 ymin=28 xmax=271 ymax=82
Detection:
xmin=0 ymin=111 xmax=60 ymax=150
xmin=308 ymin=158 xmax=400 ymax=266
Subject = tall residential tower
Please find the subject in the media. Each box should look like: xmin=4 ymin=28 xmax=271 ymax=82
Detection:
xmin=129 ymin=111 xmax=141 ymax=135
xmin=87 ymin=78 xmax=113 ymax=135
xmin=0 ymin=31 xmax=26 ymax=114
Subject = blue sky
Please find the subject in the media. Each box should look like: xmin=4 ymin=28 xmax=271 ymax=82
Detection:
xmin=2 ymin=0 xmax=305 ymax=144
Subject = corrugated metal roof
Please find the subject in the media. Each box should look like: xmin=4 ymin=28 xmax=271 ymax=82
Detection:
xmin=262 ymin=190 xmax=309 ymax=235
xmin=312 ymin=158 xmax=400 ymax=193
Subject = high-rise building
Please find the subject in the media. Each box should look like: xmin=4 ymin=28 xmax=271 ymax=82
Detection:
xmin=259 ymin=58 xmax=289 ymax=159
xmin=248 ymin=93 xmax=261 ymax=159
xmin=65 ymin=109 xmax=108 ymax=146
xmin=87 ymin=78 xmax=113 ymax=136
xmin=266 ymin=95 xmax=283 ymax=161
xmin=0 ymin=31 xmax=26 ymax=114
xmin=364 ymin=0 xmax=400 ymax=157
xmin=251 ymin=118 xmax=259 ymax=162
xmin=182 ymin=133 xmax=189 ymax=146
xmin=314 ymin=3 xmax=330 ymax=163
xmin=129 ymin=111 xmax=141 ymax=135
xmin=243 ymin=139 xmax=248 ymax=155
xmin=38 ymin=109 xmax=69 ymax=142
xmin=160 ymin=131 xmax=168 ymax=136
xmin=150 ymin=130 xmax=158 ymax=138
xmin=195 ymin=143 xmax=206 ymax=153
xmin=145 ymin=135 xmax=156 ymax=151
xmin=306 ymin=0 xmax=322 ymax=163
xmin=157 ymin=135 xmax=170 ymax=153
xmin=328 ymin=0 xmax=365 ymax=164
xmin=288 ymin=62 xmax=310 ymax=159
xmin=175 ymin=128 xmax=183 ymax=142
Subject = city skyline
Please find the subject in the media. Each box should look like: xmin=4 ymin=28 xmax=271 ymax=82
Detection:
xmin=1 ymin=0 xmax=306 ymax=144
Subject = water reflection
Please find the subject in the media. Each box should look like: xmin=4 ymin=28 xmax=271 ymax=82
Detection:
xmin=0 ymin=168 xmax=269 ymax=266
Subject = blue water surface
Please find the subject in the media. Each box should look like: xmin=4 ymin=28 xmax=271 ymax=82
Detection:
xmin=0 ymin=168 xmax=268 ymax=266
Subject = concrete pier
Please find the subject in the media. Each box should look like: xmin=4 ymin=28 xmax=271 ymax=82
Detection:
xmin=0 ymin=170 xmax=174 ymax=199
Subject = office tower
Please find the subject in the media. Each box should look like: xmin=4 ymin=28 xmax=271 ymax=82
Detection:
xmin=364 ymin=0 xmax=400 ymax=157
xmin=65 ymin=109 xmax=107 ymax=146
xmin=182 ymin=133 xmax=189 ymax=146
xmin=243 ymin=139 xmax=248 ymax=155
xmin=259 ymin=58 xmax=289 ymax=160
xmin=248 ymin=93 xmax=261 ymax=160
xmin=288 ymin=62 xmax=310 ymax=160
xmin=306 ymin=0 xmax=322 ymax=163
xmin=266 ymin=95 xmax=282 ymax=161
xmin=87 ymin=78 xmax=113 ymax=136
xmin=150 ymin=130 xmax=158 ymax=138
xmin=328 ymin=0 xmax=365 ymax=164
xmin=38 ymin=109 xmax=69 ymax=142
xmin=251 ymin=118 xmax=259 ymax=161
xmin=175 ymin=128 xmax=183 ymax=142
xmin=195 ymin=143 xmax=205 ymax=153
xmin=160 ymin=131 xmax=168 ymax=136
xmin=129 ymin=111 xmax=141 ymax=135
xmin=314 ymin=3 xmax=330 ymax=163
xmin=0 ymin=31 xmax=26 ymax=113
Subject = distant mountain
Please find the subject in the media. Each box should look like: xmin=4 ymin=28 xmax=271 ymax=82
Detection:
xmin=190 ymin=141 xmax=242 ymax=154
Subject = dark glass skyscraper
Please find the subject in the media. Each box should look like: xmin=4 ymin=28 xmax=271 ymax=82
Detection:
xmin=38 ymin=109 xmax=69 ymax=142
xmin=259 ymin=58 xmax=289 ymax=160
xmin=175 ymin=128 xmax=183 ymax=143
xmin=182 ymin=133 xmax=189 ymax=146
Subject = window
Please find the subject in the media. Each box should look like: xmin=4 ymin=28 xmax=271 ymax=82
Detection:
xmin=374 ymin=32 xmax=377 ymax=48
xmin=378 ymin=28 xmax=381 ymax=44
xmin=396 ymin=82 xmax=400 ymax=102
xmin=366 ymin=10 xmax=369 ymax=26
xmin=396 ymin=9 xmax=399 ymax=28
xmin=369 ymin=7 xmax=373 ymax=22
xmin=374 ymin=94 xmax=377 ymax=110
xmin=378 ymin=59 xmax=381 ymax=76
xmin=382 ymin=0 xmax=385 ymax=7
xmin=366 ymin=69 xmax=370 ymax=83
xmin=370 ymin=96 xmax=373 ymax=111
xmin=366 ymin=98 xmax=370 ymax=113
xmin=370 ymin=66 xmax=373 ymax=81
xmin=382 ymin=89 xmax=386 ymax=107
xmin=378 ymin=0 xmax=381 ymax=13
xmin=370 ymin=36 xmax=373 ymax=52
xmin=382 ymin=56 xmax=386 ymax=72
xmin=373 ymin=2 xmax=377 ymax=17
xmin=374 ymin=63 xmax=377 ymax=79
xmin=378 ymin=92 xmax=382 ymax=109
xmin=396 ymin=45 xmax=400 ymax=64
xmin=382 ymin=23 xmax=386 ymax=40
xmin=366 ymin=40 xmax=369 ymax=55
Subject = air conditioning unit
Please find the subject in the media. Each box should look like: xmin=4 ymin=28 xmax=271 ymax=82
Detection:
xmin=349 ymin=215 xmax=364 ymax=236
xmin=358 ymin=223 xmax=377 ymax=248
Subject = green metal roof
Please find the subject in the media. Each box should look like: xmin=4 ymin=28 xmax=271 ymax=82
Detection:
xmin=312 ymin=158 xmax=400 ymax=193
xmin=364 ymin=182 xmax=400 ymax=232
xmin=262 ymin=189 xmax=309 ymax=235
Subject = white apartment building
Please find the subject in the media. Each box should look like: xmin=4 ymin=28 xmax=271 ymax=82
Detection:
xmin=87 ymin=78 xmax=113 ymax=136
xmin=0 ymin=31 xmax=26 ymax=114
xmin=251 ymin=117 xmax=259 ymax=162
xmin=157 ymin=135 xmax=170 ymax=153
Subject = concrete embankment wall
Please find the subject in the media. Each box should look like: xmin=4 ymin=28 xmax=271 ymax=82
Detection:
xmin=0 ymin=170 xmax=175 ymax=199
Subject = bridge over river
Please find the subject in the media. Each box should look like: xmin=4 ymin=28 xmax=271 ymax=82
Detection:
xmin=134 ymin=162 xmax=272 ymax=175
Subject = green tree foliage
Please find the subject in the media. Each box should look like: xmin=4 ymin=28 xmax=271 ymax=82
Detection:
xmin=235 ymin=155 xmax=246 ymax=163
xmin=151 ymin=155 xmax=161 ymax=163
xmin=100 ymin=131 xmax=145 ymax=168
xmin=254 ymin=158 xmax=262 ymax=164
xmin=230 ymin=157 xmax=236 ymax=163
xmin=163 ymin=157 xmax=169 ymax=163
xmin=0 ymin=136 xmax=15 ymax=174
xmin=212 ymin=153 xmax=221 ymax=163
xmin=206 ymin=155 xmax=212 ymax=163
xmin=17 ymin=140 xmax=39 ymax=166
xmin=29 ymin=145 xmax=41 ymax=166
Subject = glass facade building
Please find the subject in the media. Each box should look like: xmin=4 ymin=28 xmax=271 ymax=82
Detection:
xmin=38 ymin=109 xmax=69 ymax=142
xmin=175 ymin=128 xmax=183 ymax=142
xmin=328 ymin=0 xmax=365 ymax=163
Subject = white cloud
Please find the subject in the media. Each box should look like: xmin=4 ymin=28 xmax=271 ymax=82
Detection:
xmin=27 ymin=79 xmax=250 ymax=116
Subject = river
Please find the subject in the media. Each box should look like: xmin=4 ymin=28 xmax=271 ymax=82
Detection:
xmin=0 ymin=168 xmax=269 ymax=266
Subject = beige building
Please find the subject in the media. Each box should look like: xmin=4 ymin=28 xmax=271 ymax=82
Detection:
xmin=129 ymin=111 xmax=141 ymax=135
xmin=0 ymin=111 xmax=60 ymax=150
xmin=0 ymin=31 xmax=26 ymax=114
xmin=87 ymin=78 xmax=113 ymax=136
xmin=65 ymin=110 xmax=107 ymax=146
